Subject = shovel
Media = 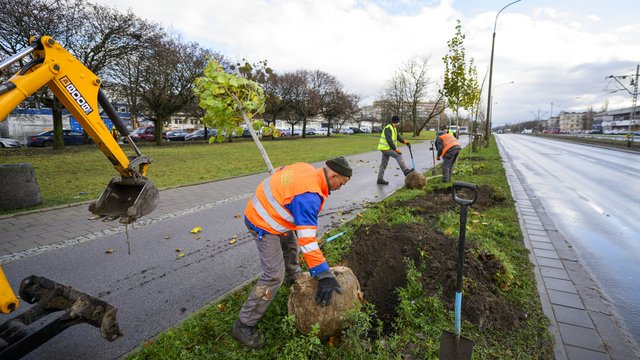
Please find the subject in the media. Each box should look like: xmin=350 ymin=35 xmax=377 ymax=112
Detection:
xmin=439 ymin=181 xmax=478 ymax=360
xmin=407 ymin=143 xmax=415 ymax=169
xmin=429 ymin=140 xmax=437 ymax=176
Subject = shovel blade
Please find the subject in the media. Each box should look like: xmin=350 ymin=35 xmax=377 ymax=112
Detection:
xmin=439 ymin=330 xmax=474 ymax=360
xmin=89 ymin=176 xmax=159 ymax=223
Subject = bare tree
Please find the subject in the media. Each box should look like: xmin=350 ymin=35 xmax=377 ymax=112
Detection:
xmin=0 ymin=0 xmax=152 ymax=149
xmin=400 ymin=55 xmax=433 ymax=135
xmin=311 ymin=70 xmax=343 ymax=136
xmin=139 ymin=36 xmax=211 ymax=145
xmin=288 ymin=70 xmax=319 ymax=138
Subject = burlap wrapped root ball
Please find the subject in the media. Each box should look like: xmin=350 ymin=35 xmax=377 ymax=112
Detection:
xmin=405 ymin=171 xmax=426 ymax=189
xmin=288 ymin=266 xmax=363 ymax=340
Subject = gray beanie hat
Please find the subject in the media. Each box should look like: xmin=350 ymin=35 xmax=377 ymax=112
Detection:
xmin=326 ymin=156 xmax=352 ymax=177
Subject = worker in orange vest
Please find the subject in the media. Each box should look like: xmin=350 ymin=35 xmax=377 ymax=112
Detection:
xmin=436 ymin=126 xmax=461 ymax=182
xmin=232 ymin=156 xmax=352 ymax=348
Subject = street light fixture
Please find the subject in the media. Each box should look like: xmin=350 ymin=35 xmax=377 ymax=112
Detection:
xmin=485 ymin=0 xmax=522 ymax=147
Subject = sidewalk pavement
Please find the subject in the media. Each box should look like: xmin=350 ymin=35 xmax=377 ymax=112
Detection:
xmin=2 ymin=143 xmax=638 ymax=359
xmin=498 ymin=141 xmax=640 ymax=360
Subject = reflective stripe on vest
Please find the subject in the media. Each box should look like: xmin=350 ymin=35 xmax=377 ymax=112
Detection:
xmin=439 ymin=133 xmax=460 ymax=155
xmin=378 ymin=124 xmax=397 ymax=150
xmin=243 ymin=163 xmax=330 ymax=276
xmin=244 ymin=163 xmax=326 ymax=235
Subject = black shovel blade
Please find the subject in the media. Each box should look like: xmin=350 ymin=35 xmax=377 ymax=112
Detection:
xmin=439 ymin=330 xmax=474 ymax=360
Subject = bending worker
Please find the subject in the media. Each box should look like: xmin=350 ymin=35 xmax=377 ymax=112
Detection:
xmin=435 ymin=125 xmax=461 ymax=182
xmin=376 ymin=115 xmax=413 ymax=185
xmin=233 ymin=156 xmax=353 ymax=348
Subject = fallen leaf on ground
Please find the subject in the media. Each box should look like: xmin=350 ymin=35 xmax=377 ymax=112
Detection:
xmin=234 ymin=213 xmax=241 ymax=218
xmin=105 ymin=248 xmax=114 ymax=254
xmin=175 ymin=248 xmax=182 ymax=252
xmin=176 ymin=253 xmax=185 ymax=259
xmin=190 ymin=226 xmax=202 ymax=234
xmin=164 ymin=232 xmax=172 ymax=239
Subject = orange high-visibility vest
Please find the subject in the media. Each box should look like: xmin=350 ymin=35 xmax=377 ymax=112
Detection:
xmin=244 ymin=163 xmax=330 ymax=275
xmin=438 ymin=133 xmax=460 ymax=155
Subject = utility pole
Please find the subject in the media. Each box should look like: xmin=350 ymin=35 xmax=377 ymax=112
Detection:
xmin=606 ymin=65 xmax=639 ymax=147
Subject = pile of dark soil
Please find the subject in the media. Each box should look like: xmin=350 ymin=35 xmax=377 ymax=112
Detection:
xmin=345 ymin=185 xmax=525 ymax=334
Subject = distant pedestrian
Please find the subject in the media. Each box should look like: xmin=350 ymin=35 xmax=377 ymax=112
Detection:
xmin=111 ymin=127 xmax=119 ymax=143
xmin=436 ymin=125 xmax=461 ymax=182
xmin=376 ymin=115 xmax=413 ymax=185
xmin=232 ymin=156 xmax=352 ymax=349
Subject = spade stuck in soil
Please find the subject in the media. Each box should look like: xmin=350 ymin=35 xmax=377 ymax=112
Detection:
xmin=439 ymin=181 xmax=478 ymax=360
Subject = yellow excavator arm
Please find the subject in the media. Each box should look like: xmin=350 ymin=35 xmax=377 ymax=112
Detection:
xmin=0 ymin=36 xmax=158 ymax=358
xmin=1 ymin=36 xmax=138 ymax=176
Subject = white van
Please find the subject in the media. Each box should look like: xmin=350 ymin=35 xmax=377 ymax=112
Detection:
xmin=458 ymin=126 xmax=469 ymax=135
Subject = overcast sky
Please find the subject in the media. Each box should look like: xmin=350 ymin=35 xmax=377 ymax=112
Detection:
xmin=94 ymin=0 xmax=640 ymax=127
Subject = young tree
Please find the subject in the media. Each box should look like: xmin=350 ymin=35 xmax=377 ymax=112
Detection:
xmin=195 ymin=59 xmax=274 ymax=173
xmin=442 ymin=20 xmax=473 ymax=130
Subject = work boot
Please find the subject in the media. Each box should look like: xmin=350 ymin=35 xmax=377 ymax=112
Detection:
xmin=403 ymin=168 xmax=415 ymax=176
xmin=377 ymin=179 xmax=389 ymax=185
xmin=232 ymin=319 xmax=262 ymax=349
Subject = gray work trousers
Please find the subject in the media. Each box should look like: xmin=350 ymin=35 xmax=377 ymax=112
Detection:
xmin=442 ymin=148 xmax=460 ymax=182
xmin=238 ymin=227 xmax=301 ymax=326
xmin=378 ymin=149 xmax=408 ymax=180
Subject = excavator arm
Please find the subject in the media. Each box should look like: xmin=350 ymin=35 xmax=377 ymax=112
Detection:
xmin=0 ymin=36 xmax=159 ymax=358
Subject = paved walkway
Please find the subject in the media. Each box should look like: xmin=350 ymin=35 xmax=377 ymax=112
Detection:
xmin=497 ymin=140 xmax=640 ymax=360
xmin=2 ymin=142 xmax=638 ymax=359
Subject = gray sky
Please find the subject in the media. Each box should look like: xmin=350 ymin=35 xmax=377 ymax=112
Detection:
xmin=94 ymin=0 xmax=640 ymax=127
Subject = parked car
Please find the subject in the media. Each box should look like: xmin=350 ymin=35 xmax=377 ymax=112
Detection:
xmin=130 ymin=126 xmax=166 ymax=142
xmin=185 ymin=128 xmax=216 ymax=141
xmin=277 ymin=128 xmax=291 ymax=136
xmin=458 ymin=126 xmax=469 ymax=135
xmin=350 ymin=127 xmax=364 ymax=134
xmin=339 ymin=127 xmax=354 ymax=135
xmin=0 ymin=137 xmax=22 ymax=148
xmin=27 ymin=130 xmax=85 ymax=147
xmin=166 ymin=130 xmax=188 ymax=141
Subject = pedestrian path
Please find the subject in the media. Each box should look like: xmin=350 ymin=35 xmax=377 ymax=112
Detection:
xmin=498 ymin=139 xmax=640 ymax=360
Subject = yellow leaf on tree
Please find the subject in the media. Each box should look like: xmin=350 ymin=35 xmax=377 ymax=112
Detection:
xmin=191 ymin=226 xmax=202 ymax=234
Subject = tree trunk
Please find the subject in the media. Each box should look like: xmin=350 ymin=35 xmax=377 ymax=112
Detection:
xmin=53 ymin=107 xmax=64 ymax=150
xmin=155 ymin=118 xmax=164 ymax=145
xmin=241 ymin=111 xmax=274 ymax=174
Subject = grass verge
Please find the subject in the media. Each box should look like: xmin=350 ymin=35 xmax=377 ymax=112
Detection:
xmin=126 ymin=137 xmax=553 ymax=360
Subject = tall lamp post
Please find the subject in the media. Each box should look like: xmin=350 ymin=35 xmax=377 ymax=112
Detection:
xmin=485 ymin=0 xmax=522 ymax=147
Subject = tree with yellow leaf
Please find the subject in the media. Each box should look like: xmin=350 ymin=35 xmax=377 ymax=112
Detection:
xmin=194 ymin=59 xmax=275 ymax=173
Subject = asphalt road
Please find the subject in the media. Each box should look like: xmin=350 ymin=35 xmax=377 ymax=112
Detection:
xmin=495 ymin=134 xmax=640 ymax=345
xmin=2 ymin=142 xmax=444 ymax=360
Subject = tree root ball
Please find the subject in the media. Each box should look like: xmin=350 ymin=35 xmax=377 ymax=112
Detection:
xmin=405 ymin=171 xmax=426 ymax=189
xmin=287 ymin=266 xmax=363 ymax=340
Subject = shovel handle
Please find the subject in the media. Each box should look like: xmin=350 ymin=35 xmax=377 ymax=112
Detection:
xmin=407 ymin=145 xmax=415 ymax=169
xmin=452 ymin=182 xmax=478 ymax=207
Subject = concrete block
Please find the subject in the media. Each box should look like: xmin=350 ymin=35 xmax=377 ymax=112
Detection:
xmin=0 ymin=163 xmax=42 ymax=210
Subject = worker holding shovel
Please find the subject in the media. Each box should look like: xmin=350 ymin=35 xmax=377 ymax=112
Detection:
xmin=376 ymin=115 xmax=414 ymax=185
xmin=435 ymin=125 xmax=461 ymax=183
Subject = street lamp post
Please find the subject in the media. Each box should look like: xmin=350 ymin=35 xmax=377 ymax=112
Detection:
xmin=485 ymin=0 xmax=522 ymax=147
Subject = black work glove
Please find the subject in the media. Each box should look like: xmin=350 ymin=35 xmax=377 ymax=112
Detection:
xmin=315 ymin=277 xmax=343 ymax=306
xmin=406 ymin=143 xmax=411 ymax=149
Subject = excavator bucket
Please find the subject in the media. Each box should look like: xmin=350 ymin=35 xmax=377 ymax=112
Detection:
xmin=89 ymin=176 xmax=159 ymax=224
